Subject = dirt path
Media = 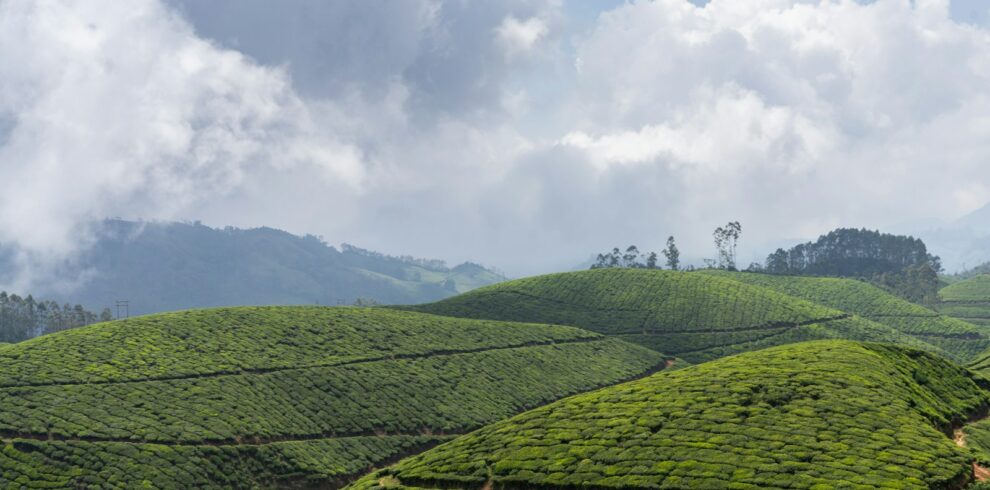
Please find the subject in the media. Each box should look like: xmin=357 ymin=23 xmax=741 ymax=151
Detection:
xmin=953 ymin=427 xmax=990 ymax=482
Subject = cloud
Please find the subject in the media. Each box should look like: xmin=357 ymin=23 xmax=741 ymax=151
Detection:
xmin=496 ymin=16 xmax=549 ymax=55
xmin=5 ymin=0 xmax=990 ymax=285
xmin=0 ymin=0 xmax=364 ymax=290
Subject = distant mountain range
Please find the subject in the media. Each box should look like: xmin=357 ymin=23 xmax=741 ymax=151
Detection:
xmin=915 ymin=202 xmax=990 ymax=273
xmin=41 ymin=220 xmax=505 ymax=316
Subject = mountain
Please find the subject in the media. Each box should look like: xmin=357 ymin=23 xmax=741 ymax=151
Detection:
xmin=400 ymin=268 xmax=944 ymax=363
xmin=0 ymin=306 xmax=667 ymax=487
xmin=37 ymin=220 xmax=506 ymax=316
xmin=916 ymin=202 xmax=990 ymax=273
xmin=350 ymin=340 xmax=990 ymax=489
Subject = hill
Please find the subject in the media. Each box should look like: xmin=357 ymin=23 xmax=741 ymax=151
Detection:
xmin=0 ymin=306 xmax=667 ymax=488
xmin=350 ymin=341 xmax=990 ymax=489
xmin=704 ymin=271 xmax=990 ymax=362
xmin=20 ymin=220 xmax=505 ymax=317
xmin=401 ymin=268 xmax=944 ymax=363
xmin=940 ymin=274 xmax=990 ymax=328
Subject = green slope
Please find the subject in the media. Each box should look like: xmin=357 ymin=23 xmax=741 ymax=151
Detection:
xmin=351 ymin=341 xmax=990 ymax=490
xmin=941 ymin=274 xmax=990 ymax=327
xmin=402 ymin=269 xmax=945 ymax=363
xmin=704 ymin=271 xmax=990 ymax=362
xmin=0 ymin=307 xmax=668 ymax=488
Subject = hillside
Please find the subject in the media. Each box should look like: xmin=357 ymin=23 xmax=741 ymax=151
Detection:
xmin=704 ymin=271 xmax=990 ymax=362
xmin=941 ymin=274 xmax=990 ymax=327
xmin=402 ymin=269 xmax=944 ymax=363
xmin=350 ymin=341 xmax=990 ymax=489
xmin=0 ymin=307 xmax=668 ymax=488
xmin=26 ymin=220 xmax=505 ymax=317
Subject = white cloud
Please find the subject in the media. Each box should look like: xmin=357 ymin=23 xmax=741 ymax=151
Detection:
xmin=0 ymin=0 xmax=365 ymax=289
xmin=496 ymin=15 xmax=548 ymax=56
xmin=5 ymin=0 xmax=990 ymax=283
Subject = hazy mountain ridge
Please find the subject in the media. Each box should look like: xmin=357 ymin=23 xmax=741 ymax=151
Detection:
xmin=42 ymin=220 xmax=505 ymax=316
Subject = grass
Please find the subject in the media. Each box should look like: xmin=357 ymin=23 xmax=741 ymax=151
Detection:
xmin=401 ymin=269 xmax=947 ymax=363
xmin=705 ymin=271 xmax=990 ymax=362
xmin=350 ymin=340 xmax=990 ymax=490
xmin=0 ymin=306 xmax=668 ymax=488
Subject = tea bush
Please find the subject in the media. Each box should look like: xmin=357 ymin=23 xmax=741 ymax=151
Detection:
xmin=706 ymin=271 xmax=990 ymax=362
xmin=350 ymin=341 xmax=989 ymax=490
xmin=403 ymin=269 xmax=944 ymax=363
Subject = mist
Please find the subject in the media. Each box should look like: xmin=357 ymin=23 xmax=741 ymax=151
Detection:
xmin=3 ymin=0 xmax=990 ymax=292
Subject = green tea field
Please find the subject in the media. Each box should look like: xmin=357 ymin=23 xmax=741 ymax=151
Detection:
xmin=941 ymin=275 xmax=990 ymax=328
xmin=0 ymin=307 xmax=669 ymax=488
xmin=403 ymin=269 xmax=946 ymax=363
xmin=706 ymin=271 xmax=990 ymax=362
xmin=351 ymin=341 xmax=990 ymax=489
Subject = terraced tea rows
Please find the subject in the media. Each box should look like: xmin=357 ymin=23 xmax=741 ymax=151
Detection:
xmin=351 ymin=341 xmax=990 ymax=490
xmin=0 ymin=307 xmax=603 ymax=386
xmin=2 ymin=436 xmax=450 ymax=489
xmin=941 ymin=274 xmax=990 ymax=328
xmin=403 ymin=269 xmax=944 ymax=363
xmin=706 ymin=271 xmax=990 ymax=362
xmin=0 ymin=307 xmax=668 ymax=488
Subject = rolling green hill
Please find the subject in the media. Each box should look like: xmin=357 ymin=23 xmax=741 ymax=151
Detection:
xmin=940 ymin=274 xmax=990 ymax=327
xmin=350 ymin=341 xmax=990 ymax=490
xmin=0 ymin=307 xmax=668 ymax=488
xmin=704 ymin=271 xmax=990 ymax=362
xmin=401 ymin=269 xmax=944 ymax=363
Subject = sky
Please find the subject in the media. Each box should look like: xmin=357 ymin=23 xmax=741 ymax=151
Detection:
xmin=1 ymin=0 xmax=990 ymax=286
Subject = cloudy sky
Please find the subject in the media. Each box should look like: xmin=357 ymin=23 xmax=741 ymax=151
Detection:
xmin=1 ymin=0 xmax=990 ymax=282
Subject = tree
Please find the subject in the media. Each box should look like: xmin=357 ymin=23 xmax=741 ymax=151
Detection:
xmin=662 ymin=236 xmax=680 ymax=271
xmin=713 ymin=222 xmax=742 ymax=270
xmin=622 ymin=246 xmax=641 ymax=268
xmin=726 ymin=221 xmax=742 ymax=269
xmin=713 ymin=227 xmax=726 ymax=269
xmin=646 ymin=251 xmax=658 ymax=269
xmin=766 ymin=248 xmax=789 ymax=274
xmin=100 ymin=308 xmax=113 ymax=322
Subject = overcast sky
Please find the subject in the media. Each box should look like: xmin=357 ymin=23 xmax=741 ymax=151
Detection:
xmin=2 ymin=0 xmax=990 ymax=284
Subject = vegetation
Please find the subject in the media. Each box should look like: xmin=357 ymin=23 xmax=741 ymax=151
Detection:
xmin=0 ymin=436 xmax=451 ymax=489
xmin=711 ymin=221 xmax=742 ymax=270
xmin=662 ymin=236 xmax=680 ymax=271
xmin=591 ymin=245 xmax=660 ymax=269
xmin=944 ymin=262 xmax=990 ymax=284
xmin=765 ymin=228 xmax=942 ymax=304
xmin=0 ymin=306 xmax=668 ymax=487
xmin=940 ymin=274 xmax=990 ymax=331
xmin=0 ymin=291 xmax=111 ymax=343
xmin=705 ymin=271 xmax=990 ymax=362
xmin=350 ymin=341 xmax=990 ymax=489
xmin=402 ymin=269 xmax=945 ymax=363
xmin=36 ymin=219 xmax=505 ymax=316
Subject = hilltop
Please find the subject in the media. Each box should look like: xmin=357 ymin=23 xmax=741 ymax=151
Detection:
xmin=351 ymin=341 xmax=990 ymax=489
xmin=401 ymin=268 xmax=944 ymax=363
xmin=0 ymin=306 xmax=667 ymax=487
xmin=705 ymin=271 xmax=990 ymax=362
xmin=20 ymin=220 xmax=505 ymax=317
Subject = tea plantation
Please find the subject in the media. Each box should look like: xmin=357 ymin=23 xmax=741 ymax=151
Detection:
xmin=350 ymin=340 xmax=990 ymax=490
xmin=0 ymin=306 xmax=669 ymax=487
xmin=402 ymin=269 xmax=944 ymax=363
xmin=705 ymin=271 xmax=990 ymax=362
xmin=941 ymin=274 xmax=990 ymax=328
